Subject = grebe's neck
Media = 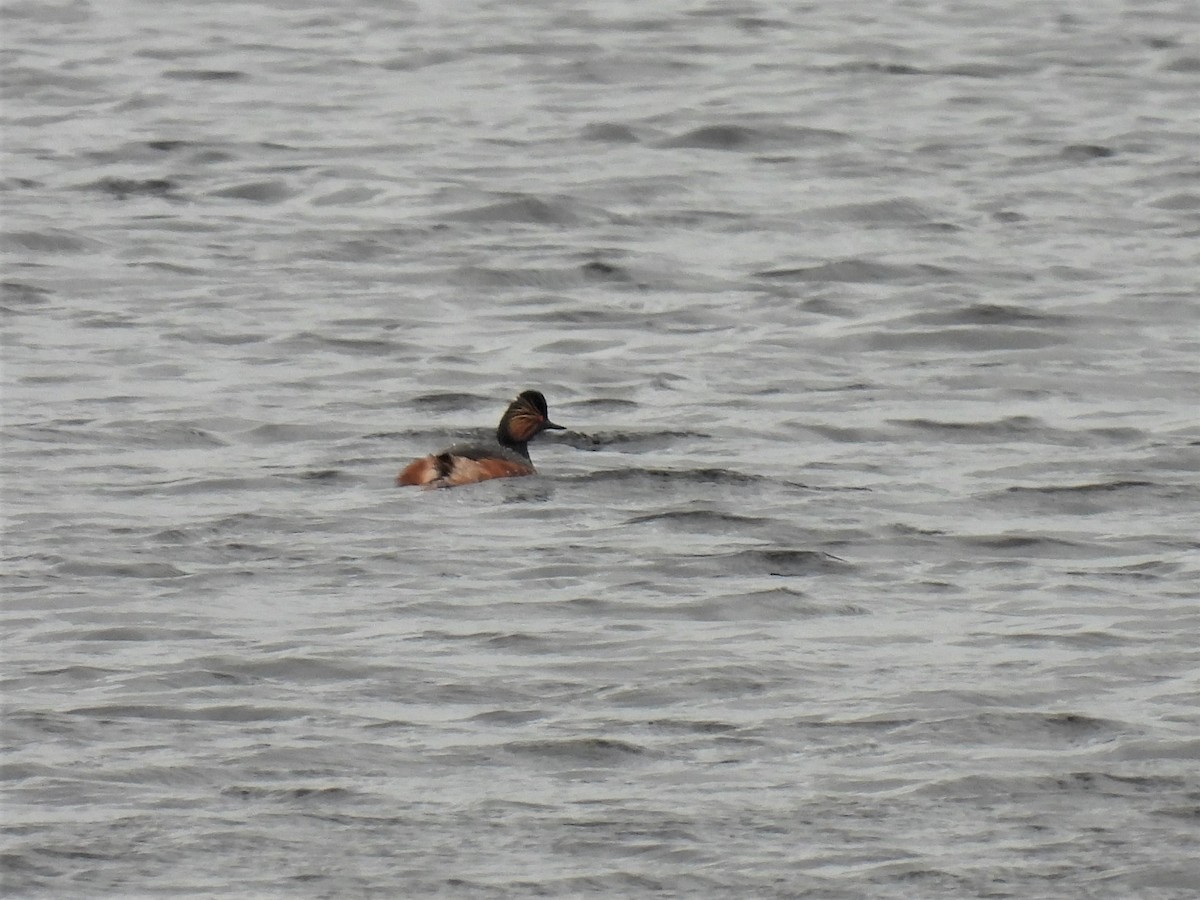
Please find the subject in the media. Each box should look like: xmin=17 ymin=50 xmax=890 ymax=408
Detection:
xmin=497 ymin=426 xmax=531 ymax=459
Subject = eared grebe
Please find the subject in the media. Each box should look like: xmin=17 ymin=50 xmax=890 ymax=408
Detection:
xmin=396 ymin=390 xmax=565 ymax=488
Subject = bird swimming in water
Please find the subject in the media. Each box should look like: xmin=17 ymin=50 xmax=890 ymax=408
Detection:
xmin=396 ymin=390 xmax=564 ymax=489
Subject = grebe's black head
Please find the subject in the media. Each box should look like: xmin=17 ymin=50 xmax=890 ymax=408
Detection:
xmin=498 ymin=390 xmax=565 ymax=447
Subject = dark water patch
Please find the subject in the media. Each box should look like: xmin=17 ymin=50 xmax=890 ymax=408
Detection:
xmin=164 ymin=327 xmax=268 ymax=345
xmin=373 ymin=426 xmax=482 ymax=448
xmin=99 ymin=420 xmax=229 ymax=449
xmin=514 ymin=561 xmax=592 ymax=580
xmin=983 ymin=479 xmax=1191 ymax=516
xmin=0 ymin=280 xmax=52 ymax=310
xmin=794 ymin=714 xmax=918 ymax=736
xmin=297 ymin=468 xmax=342 ymax=482
xmin=1046 ymin=772 xmax=1192 ymax=796
xmin=223 ymin=785 xmax=359 ymax=802
xmin=1067 ymin=558 xmax=1180 ymax=580
xmin=470 ymin=709 xmax=546 ymax=726
xmin=54 ymin=561 xmax=189 ymax=579
xmin=68 ymin=704 xmax=302 ymax=722
xmin=103 ymin=475 xmax=277 ymax=497
xmin=1 ymin=0 xmax=91 ymax=23
xmin=889 ymin=523 xmax=948 ymax=539
xmin=561 ymin=397 xmax=639 ymax=414
xmin=726 ymin=13 xmax=792 ymax=30
xmin=808 ymin=197 xmax=943 ymax=227
xmin=0 ymin=176 xmax=43 ymax=190
xmin=1149 ymin=192 xmax=1200 ymax=210
xmin=580 ymin=122 xmax=641 ymax=143
xmin=499 ymin=306 xmax=628 ymax=326
xmin=409 ymin=629 xmax=514 ymax=646
xmin=0 ymin=762 xmax=57 ymax=782
xmin=58 ymin=626 xmax=215 ymax=642
xmin=625 ymin=508 xmax=773 ymax=530
xmin=640 ymin=207 xmax=751 ymax=229
xmin=25 ymin=665 xmax=118 ymax=681
xmin=73 ymin=139 xmax=201 ymax=166
xmin=1161 ymin=54 xmax=1200 ymax=73
xmin=683 ymin=587 xmax=868 ymax=621
xmin=991 ymin=209 xmax=1027 ymax=223
xmin=504 ymin=737 xmax=647 ymax=765
xmin=464 ymin=872 xmax=702 ymax=897
xmin=144 ymin=139 xmax=189 ymax=153
xmin=1152 ymin=806 xmax=1200 ymax=822
xmin=1046 ymin=264 xmax=1104 ymax=282
xmin=957 ymin=534 xmax=1098 ymax=557
xmin=473 ymin=40 xmax=601 ymax=59
xmin=864 ymin=326 xmax=1064 ymax=352
xmin=1003 ymin=480 xmax=1157 ymax=496
xmin=920 ymin=711 xmax=1126 ymax=748
xmin=192 ymin=539 xmax=276 ymax=560
xmin=76 ymin=311 xmax=138 ymax=329
xmin=188 ymin=145 xmax=240 ymax=164
xmin=311 ymin=185 xmax=381 ymax=206
xmin=805 ymin=423 xmax=893 ymax=443
xmin=209 ymin=179 xmax=295 ymax=203
xmin=485 ymin=632 xmax=557 ymax=652
xmin=18 ymin=847 xmax=111 ymax=868
xmin=700 ymin=548 xmax=850 ymax=578
xmin=239 ymin=420 xmax=348 ymax=445
xmin=1012 ymin=145 xmax=1119 ymax=169
xmin=15 ymin=374 xmax=86 ymax=388
xmin=902 ymin=302 xmax=1074 ymax=328
xmin=646 ymin=718 xmax=739 ymax=735
xmin=3 ymin=422 xmax=97 ymax=448
xmin=443 ymin=194 xmax=612 ymax=226
xmin=681 ymin=670 xmax=772 ymax=700
xmin=1061 ymin=143 xmax=1116 ymax=161
xmin=1 ymin=229 xmax=99 ymax=254
xmin=755 ymin=258 xmax=956 ymax=284
xmin=1003 ymin=630 xmax=1141 ymax=650
xmin=361 ymin=719 xmax=419 ymax=732
xmin=451 ymin=264 xmax=626 ymax=290
xmin=422 ymin=680 xmax=531 ymax=707
xmin=77 ymin=177 xmax=179 ymax=200
xmin=162 ymin=69 xmax=248 ymax=82
xmin=82 ymin=138 xmax=287 ymax=168
xmin=579 ymin=259 xmax=637 ymax=282
xmin=2 ymin=710 xmax=100 ymax=741
xmin=655 ymin=123 xmax=847 ymax=152
xmin=2 ymin=64 xmax=97 ymax=97
xmin=498 ymin=306 xmax=671 ymax=329
xmin=937 ymin=61 xmax=1037 ymax=78
xmin=890 ymin=415 xmax=1051 ymax=441
xmin=825 ymin=61 xmax=927 ymax=76
xmin=407 ymin=391 xmax=489 ymax=411
xmin=312 ymin=233 xmax=428 ymax=261
xmin=192 ymin=654 xmax=373 ymax=682
xmin=151 ymin=512 xmax=295 ymax=542
xmin=380 ymin=49 xmax=464 ymax=70
xmin=556 ymin=49 xmax=707 ymax=88
xmin=892 ymin=422 xmax=1142 ymax=451
xmin=535 ymin=337 xmax=630 ymax=354
xmin=574 ymin=466 xmax=763 ymax=487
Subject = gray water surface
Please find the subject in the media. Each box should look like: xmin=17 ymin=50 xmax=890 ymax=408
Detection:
xmin=3 ymin=1 xmax=1199 ymax=897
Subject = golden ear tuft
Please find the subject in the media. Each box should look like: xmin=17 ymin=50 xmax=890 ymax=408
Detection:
xmin=508 ymin=412 xmax=541 ymax=442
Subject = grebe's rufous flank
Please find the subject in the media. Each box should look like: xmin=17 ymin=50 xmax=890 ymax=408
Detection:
xmin=396 ymin=390 xmax=565 ymax=489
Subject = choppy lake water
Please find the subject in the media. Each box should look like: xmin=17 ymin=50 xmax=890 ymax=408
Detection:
xmin=3 ymin=0 xmax=1199 ymax=897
